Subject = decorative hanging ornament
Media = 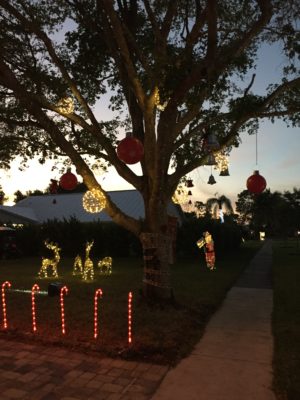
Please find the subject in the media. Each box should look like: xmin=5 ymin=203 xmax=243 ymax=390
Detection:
xmin=246 ymin=170 xmax=266 ymax=194
xmin=116 ymin=132 xmax=144 ymax=164
xmin=205 ymin=153 xmax=217 ymax=166
xmin=59 ymin=168 xmax=78 ymax=191
xmin=186 ymin=179 xmax=194 ymax=188
xmin=83 ymin=189 xmax=106 ymax=213
xmin=207 ymin=174 xmax=217 ymax=185
xmin=202 ymin=132 xmax=220 ymax=153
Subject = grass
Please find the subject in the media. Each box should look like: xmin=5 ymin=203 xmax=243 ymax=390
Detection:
xmin=272 ymin=239 xmax=300 ymax=400
xmin=0 ymin=241 xmax=260 ymax=365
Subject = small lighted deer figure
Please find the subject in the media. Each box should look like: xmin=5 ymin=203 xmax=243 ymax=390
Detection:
xmin=97 ymin=257 xmax=113 ymax=275
xmin=72 ymin=255 xmax=83 ymax=275
xmin=82 ymin=241 xmax=94 ymax=281
xmin=38 ymin=241 xmax=61 ymax=278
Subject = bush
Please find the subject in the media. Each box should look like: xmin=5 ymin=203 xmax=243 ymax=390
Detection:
xmin=15 ymin=218 xmax=142 ymax=258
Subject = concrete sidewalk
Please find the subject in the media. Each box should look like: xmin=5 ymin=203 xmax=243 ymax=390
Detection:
xmin=151 ymin=240 xmax=275 ymax=400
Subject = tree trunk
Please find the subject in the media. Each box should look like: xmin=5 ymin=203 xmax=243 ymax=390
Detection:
xmin=140 ymin=232 xmax=173 ymax=301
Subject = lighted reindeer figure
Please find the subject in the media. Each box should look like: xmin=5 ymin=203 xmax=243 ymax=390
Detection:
xmin=97 ymin=257 xmax=113 ymax=275
xmin=82 ymin=241 xmax=94 ymax=281
xmin=38 ymin=241 xmax=61 ymax=278
xmin=72 ymin=255 xmax=83 ymax=275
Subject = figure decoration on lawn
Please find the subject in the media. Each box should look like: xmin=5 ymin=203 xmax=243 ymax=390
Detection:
xmin=97 ymin=257 xmax=113 ymax=275
xmin=82 ymin=241 xmax=94 ymax=281
xmin=38 ymin=241 xmax=61 ymax=278
xmin=196 ymin=231 xmax=216 ymax=270
xmin=72 ymin=254 xmax=83 ymax=275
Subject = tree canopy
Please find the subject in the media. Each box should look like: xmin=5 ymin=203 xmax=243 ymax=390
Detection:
xmin=1 ymin=0 xmax=300 ymax=297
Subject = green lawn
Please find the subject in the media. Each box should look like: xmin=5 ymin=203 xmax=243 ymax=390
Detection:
xmin=0 ymin=241 xmax=260 ymax=365
xmin=272 ymin=239 xmax=300 ymax=400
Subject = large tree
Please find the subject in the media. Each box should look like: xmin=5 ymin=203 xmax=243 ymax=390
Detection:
xmin=0 ymin=0 xmax=299 ymax=299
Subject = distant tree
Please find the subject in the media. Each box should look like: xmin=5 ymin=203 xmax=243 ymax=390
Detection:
xmin=14 ymin=190 xmax=26 ymax=203
xmin=236 ymin=188 xmax=300 ymax=236
xmin=14 ymin=189 xmax=44 ymax=203
xmin=0 ymin=185 xmax=8 ymax=205
xmin=206 ymin=195 xmax=233 ymax=220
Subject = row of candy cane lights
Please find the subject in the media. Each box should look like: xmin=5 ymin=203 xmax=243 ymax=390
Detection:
xmin=1 ymin=281 xmax=133 ymax=345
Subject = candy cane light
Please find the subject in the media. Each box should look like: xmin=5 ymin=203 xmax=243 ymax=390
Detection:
xmin=2 ymin=281 xmax=11 ymax=329
xmin=94 ymin=288 xmax=103 ymax=339
xmin=60 ymin=286 xmax=69 ymax=335
xmin=31 ymin=284 xmax=40 ymax=333
xmin=128 ymin=292 xmax=133 ymax=345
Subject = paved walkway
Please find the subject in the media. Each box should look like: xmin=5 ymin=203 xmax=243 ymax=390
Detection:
xmin=151 ymin=239 xmax=275 ymax=400
xmin=0 ymin=241 xmax=275 ymax=400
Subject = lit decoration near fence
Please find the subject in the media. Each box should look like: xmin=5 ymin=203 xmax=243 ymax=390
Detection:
xmin=94 ymin=288 xmax=103 ymax=339
xmin=128 ymin=292 xmax=133 ymax=345
xmin=82 ymin=241 xmax=94 ymax=281
xmin=1 ymin=281 xmax=11 ymax=329
xmin=31 ymin=284 xmax=40 ymax=333
xmin=60 ymin=286 xmax=69 ymax=335
xmin=82 ymin=189 xmax=106 ymax=213
xmin=38 ymin=241 xmax=61 ymax=278
xmin=56 ymin=97 xmax=74 ymax=114
xmin=72 ymin=255 xmax=83 ymax=275
xmin=97 ymin=257 xmax=113 ymax=275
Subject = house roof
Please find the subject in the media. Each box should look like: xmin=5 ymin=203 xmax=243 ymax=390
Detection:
xmin=0 ymin=190 xmax=183 ymax=224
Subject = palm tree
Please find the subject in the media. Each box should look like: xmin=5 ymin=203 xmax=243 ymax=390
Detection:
xmin=206 ymin=195 xmax=233 ymax=221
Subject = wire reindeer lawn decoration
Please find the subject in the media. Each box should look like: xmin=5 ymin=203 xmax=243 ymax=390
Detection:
xmin=38 ymin=241 xmax=61 ymax=278
xmin=82 ymin=241 xmax=94 ymax=281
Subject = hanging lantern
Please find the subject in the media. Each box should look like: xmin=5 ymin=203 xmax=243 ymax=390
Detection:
xmin=59 ymin=168 xmax=78 ymax=190
xmin=207 ymin=174 xmax=217 ymax=185
xmin=188 ymin=190 xmax=192 ymax=196
xmin=246 ymin=170 xmax=266 ymax=194
xmin=205 ymin=153 xmax=217 ymax=166
xmin=116 ymin=132 xmax=144 ymax=164
xmin=188 ymin=200 xmax=192 ymax=205
xmin=219 ymin=167 xmax=230 ymax=176
xmin=203 ymin=132 xmax=220 ymax=153
xmin=186 ymin=179 xmax=194 ymax=188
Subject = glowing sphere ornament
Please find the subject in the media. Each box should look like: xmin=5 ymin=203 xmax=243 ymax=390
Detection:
xmin=59 ymin=168 xmax=78 ymax=190
xmin=116 ymin=132 xmax=144 ymax=164
xmin=246 ymin=170 xmax=266 ymax=194
xmin=83 ymin=189 xmax=106 ymax=213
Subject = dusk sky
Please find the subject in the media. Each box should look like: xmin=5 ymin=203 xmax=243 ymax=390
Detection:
xmin=0 ymin=42 xmax=299 ymax=207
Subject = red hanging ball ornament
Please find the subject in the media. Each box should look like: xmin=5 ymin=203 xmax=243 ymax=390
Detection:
xmin=116 ymin=132 xmax=144 ymax=164
xmin=59 ymin=168 xmax=78 ymax=191
xmin=246 ymin=170 xmax=267 ymax=194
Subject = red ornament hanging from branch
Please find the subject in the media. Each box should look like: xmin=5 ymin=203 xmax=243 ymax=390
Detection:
xmin=246 ymin=170 xmax=266 ymax=194
xmin=59 ymin=168 xmax=78 ymax=191
xmin=246 ymin=131 xmax=267 ymax=194
xmin=116 ymin=132 xmax=144 ymax=164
